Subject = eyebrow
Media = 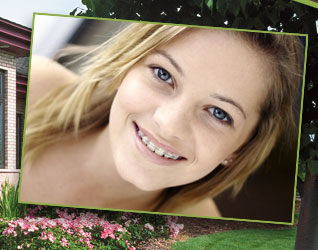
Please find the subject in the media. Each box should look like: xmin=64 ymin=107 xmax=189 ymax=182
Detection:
xmin=154 ymin=50 xmax=184 ymax=76
xmin=209 ymin=93 xmax=247 ymax=119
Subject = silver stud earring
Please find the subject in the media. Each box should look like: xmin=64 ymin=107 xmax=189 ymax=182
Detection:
xmin=223 ymin=159 xmax=232 ymax=166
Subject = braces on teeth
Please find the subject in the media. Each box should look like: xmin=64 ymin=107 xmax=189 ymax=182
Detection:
xmin=137 ymin=127 xmax=182 ymax=160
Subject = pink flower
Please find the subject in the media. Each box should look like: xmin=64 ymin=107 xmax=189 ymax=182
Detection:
xmin=60 ymin=237 xmax=69 ymax=247
xmin=167 ymin=217 xmax=184 ymax=239
xmin=1 ymin=208 xmax=136 ymax=249
xmin=47 ymin=231 xmax=56 ymax=243
xmin=8 ymin=221 xmax=17 ymax=228
xmin=101 ymin=228 xmax=115 ymax=239
xmin=144 ymin=223 xmax=154 ymax=232
xmin=124 ymin=220 xmax=131 ymax=227
xmin=84 ymin=237 xmax=93 ymax=248
xmin=2 ymin=226 xmax=17 ymax=236
xmin=125 ymin=239 xmax=136 ymax=250
xmin=87 ymin=242 xmax=94 ymax=250
xmin=47 ymin=220 xmax=57 ymax=228
xmin=27 ymin=223 xmax=39 ymax=232
xmin=57 ymin=218 xmax=70 ymax=229
xmin=168 ymin=223 xmax=184 ymax=239
xmin=17 ymin=219 xmax=26 ymax=229
xmin=40 ymin=231 xmax=47 ymax=240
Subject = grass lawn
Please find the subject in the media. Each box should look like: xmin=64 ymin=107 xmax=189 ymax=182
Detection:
xmin=172 ymin=228 xmax=296 ymax=250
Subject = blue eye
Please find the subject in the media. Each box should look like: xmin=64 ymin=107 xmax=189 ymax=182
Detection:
xmin=153 ymin=67 xmax=173 ymax=85
xmin=208 ymin=107 xmax=232 ymax=124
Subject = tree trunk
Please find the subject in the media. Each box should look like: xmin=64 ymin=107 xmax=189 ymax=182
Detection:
xmin=297 ymin=176 xmax=305 ymax=198
xmin=295 ymin=167 xmax=318 ymax=250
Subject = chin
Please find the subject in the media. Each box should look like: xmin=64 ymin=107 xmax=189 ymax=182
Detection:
xmin=113 ymin=151 xmax=165 ymax=191
xmin=118 ymin=163 xmax=165 ymax=192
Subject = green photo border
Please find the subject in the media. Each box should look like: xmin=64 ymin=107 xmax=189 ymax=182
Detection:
xmin=18 ymin=12 xmax=308 ymax=226
xmin=293 ymin=0 xmax=318 ymax=8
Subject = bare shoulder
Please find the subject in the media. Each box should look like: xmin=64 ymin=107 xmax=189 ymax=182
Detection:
xmin=173 ymin=198 xmax=222 ymax=218
xmin=28 ymin=55 xmax=78 ymax=106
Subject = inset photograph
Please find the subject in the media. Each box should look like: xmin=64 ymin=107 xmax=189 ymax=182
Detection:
xmin=20 ymin=14 xmax=307 ymax=223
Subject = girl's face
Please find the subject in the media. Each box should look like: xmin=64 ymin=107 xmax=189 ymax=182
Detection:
xmin=108 ymin=28 xmax=268 ymax=191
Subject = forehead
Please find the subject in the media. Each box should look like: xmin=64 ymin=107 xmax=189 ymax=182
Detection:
xmin=150 ymin=28 xmax=269 ymax=111
xmin=158 ymin=28 xmax=264 ymax=69
xmin=154 ymin=27 xmax=269 ymax=76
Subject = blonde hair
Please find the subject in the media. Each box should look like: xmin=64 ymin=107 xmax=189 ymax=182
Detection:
xmin=24 ymin=23 xmax=303 ymax=212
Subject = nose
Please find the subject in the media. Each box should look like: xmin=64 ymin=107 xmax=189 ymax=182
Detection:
xmin=152 ymin=97 xmax=192 ymax=140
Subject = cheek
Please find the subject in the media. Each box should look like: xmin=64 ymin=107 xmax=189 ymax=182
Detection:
xmin=112 ymin=72 xmax=158 ymax=117
xmin=191 ymin=129 xmax=241 ymax=171
xmin=114 ymin=82 xmax=141 ymax=114
xmin=193 ymin=142 xmax=223 ymax=176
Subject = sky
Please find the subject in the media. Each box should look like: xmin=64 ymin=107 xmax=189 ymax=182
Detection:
xmin=0 ymin=0 xmax=86 ymax=28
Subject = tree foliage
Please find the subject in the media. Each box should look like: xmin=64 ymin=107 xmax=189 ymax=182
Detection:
xmin=71 ymin=0 xmax=318 ymax=176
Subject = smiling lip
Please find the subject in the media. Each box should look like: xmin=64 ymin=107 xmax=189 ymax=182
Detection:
xmin=132 ymin=122 xmax=185 ymax=165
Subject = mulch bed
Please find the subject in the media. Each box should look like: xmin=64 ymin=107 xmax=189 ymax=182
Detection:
xmin=139 ymin=199 xmax=301 ymax=250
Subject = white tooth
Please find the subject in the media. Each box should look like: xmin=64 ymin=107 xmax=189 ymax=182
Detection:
xmin=164 ymin=152 xmax=173 ymax=158
xmin=142 ymin=136 xmax=150 ymax=144
xmin=140 ymin=134 xmax=181 ymax=159
xmin=164 ymin=152 xmax=179 ymax=160
xmin=164 ymin=152 xmax=178 ymax=159
xmin=147 ymin=141 xmax=156 ymax=152
xmin=138 ymin=129 xmax=143 ymax=137
xmin=170 ymin=154 xmax=179 ymax=160
xmin=155 ymin=148 xmax=165 ymax=156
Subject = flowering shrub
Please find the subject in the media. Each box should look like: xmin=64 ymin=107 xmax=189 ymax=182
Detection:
xmin=0 ymin=212 xmax=132 ymax=249
xmin=166 ymin=216 xmax=185 ymax=239
xmin=0 ymin=206 xmax=184 ymax=249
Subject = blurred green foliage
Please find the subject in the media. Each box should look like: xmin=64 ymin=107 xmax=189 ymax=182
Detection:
xmin=0 ymin=180 xmax=27 ymax=219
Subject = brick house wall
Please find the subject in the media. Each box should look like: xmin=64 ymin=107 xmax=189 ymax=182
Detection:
xmin=0 ymin=18 xmax=31 ymax=187
xmin=0 ymin=50 xmax=19 ymax=185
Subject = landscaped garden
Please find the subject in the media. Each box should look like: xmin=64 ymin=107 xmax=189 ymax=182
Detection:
xmin=0 ymin=180 xmax=301 ymax=249
xmin=0 ymin=181 xmax=184 ymax=249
